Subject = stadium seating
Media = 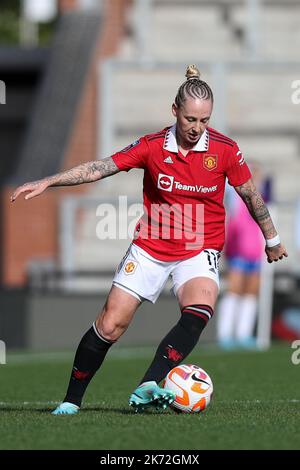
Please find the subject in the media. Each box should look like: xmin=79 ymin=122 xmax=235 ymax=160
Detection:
xmin=73 ymin=0 xmax=300 ymax=272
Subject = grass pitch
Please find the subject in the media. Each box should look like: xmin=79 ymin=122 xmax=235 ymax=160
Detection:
xmin=0 ymin=343 xmax=299 ymax=450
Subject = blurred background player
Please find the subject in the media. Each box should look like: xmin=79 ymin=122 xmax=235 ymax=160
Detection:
xmin=217 ymin=162 xmax=272 ymax=349
xmin=11 ymin=65 xmax=287 ymax=415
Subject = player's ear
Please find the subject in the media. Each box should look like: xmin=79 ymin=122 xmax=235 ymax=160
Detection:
xmin=172 ymin=103 xmax=178 ymax=118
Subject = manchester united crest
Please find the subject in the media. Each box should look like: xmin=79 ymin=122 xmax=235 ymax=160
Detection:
xmin=203 ymin=155 xmax=218 ymax=171
xmin=124 ymin=260 xmax=137 ymax=275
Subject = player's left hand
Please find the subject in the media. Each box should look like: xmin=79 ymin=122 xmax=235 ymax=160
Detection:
xmin=265 ymin=244 xmax=288 ymax=263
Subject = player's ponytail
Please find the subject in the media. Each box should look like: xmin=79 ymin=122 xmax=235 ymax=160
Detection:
xmin=175 ymin=64 xmax=213 ymax=107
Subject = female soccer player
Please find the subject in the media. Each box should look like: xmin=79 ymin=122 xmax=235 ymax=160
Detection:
xmin=11 ymin=65 xmax=288 ymax=414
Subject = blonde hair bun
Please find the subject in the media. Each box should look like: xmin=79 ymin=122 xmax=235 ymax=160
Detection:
xmin=185 ymin=64 xmax=201 ymax=80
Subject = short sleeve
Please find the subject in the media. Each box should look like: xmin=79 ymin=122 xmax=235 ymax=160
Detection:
xmin=225 ymin=142 xmax=252 ymax=186
xmin=111 ymin=137 xmax=149 ymax=172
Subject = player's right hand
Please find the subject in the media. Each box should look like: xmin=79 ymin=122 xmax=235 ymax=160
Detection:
xmin=10 ymin=180 xmax=49 ymax=202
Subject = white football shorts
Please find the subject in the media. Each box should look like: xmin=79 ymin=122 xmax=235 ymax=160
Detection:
xmin=112 ymin=243 xmax=220 ymax=303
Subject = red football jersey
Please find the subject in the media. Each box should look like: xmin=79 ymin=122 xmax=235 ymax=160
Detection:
xmin=111 ymin=125 xmax=251 ymax=261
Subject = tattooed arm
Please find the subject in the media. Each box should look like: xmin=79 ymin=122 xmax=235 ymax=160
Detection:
xmin=11 ymin=157 xmax=119 ymax=202
xmin=234 ymin=178 xmax=288 ymax=263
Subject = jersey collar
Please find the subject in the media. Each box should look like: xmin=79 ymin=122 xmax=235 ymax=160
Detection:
xmin=163 ymin=124 xmax=209 ymax=153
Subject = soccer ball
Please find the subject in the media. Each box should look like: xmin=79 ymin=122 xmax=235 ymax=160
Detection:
xmin=163 ymin=364 xmax=213 ymax=413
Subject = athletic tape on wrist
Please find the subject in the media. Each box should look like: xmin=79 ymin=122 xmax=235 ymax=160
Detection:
xmin=266 ymin=235 xmax=281 ymax=248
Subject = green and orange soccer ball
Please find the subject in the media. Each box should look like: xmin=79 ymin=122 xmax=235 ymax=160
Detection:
xmin=163 ymin=364 xmax=213 ymax=413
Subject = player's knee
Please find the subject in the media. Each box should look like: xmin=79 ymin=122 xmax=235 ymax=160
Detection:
xmin=97 ymin=321 xmax=120 ymax=342
xmin=96 ymin=310 xmax=129 ymax=343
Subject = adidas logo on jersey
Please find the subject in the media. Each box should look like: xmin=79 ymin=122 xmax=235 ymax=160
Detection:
xmin=164 ymin=156 xmax=174 ymax=164
xmin=237 ymin=150 xmax=245 ymax=165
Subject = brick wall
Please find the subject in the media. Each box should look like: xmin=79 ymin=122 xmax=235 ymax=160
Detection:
xmin=2 ymin=188 xmax=59 ymax=285
xmin=2 ymin=0 xmax=130 ymax=286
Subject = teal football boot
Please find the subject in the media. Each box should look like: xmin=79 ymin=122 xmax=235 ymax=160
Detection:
xmin=51 ymin=402 xmax=80 ymax=415
xmin=129 ymin=381 xmax=175 ymax=412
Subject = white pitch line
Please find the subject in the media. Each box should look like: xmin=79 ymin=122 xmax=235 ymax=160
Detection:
xmin=219 ymin=399 xmax=300 ymax=403
xmin=0 ymin=401 xmax=60 ymax=406
xmin=0 ymin=401 xmax=105 ymax=407
xmin=0 ymin=399 xmax=299 ymax=407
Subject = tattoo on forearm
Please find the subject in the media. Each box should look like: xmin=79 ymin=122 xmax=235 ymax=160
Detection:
xmin=236 ymin=183 xmax=277 ymax=239
xmin=46 ymin=158 xmax=119 ymax=187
